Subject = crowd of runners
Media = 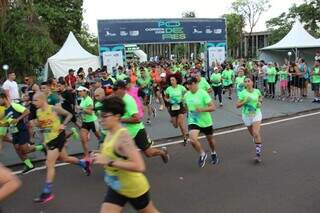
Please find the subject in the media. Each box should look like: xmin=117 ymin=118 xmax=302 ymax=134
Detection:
xmin=0 ymin=56 xmax=320 ymax=212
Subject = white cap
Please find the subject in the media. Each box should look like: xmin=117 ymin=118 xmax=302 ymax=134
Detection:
xmin=160 ymin=72 xmax=166 ymax=78
xmin=76 ymin=86 xmax=89 ymax=92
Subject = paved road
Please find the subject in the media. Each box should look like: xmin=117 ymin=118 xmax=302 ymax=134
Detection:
xmin=2 ymin=112 xmax=320 ymax=213
xmin=2 ymin=93 xmax=320 ymax=166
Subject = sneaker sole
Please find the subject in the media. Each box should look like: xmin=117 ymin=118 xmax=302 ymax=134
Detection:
xmin=22 ymin=167 xmax=36 ymax=175
xmin=199 ymin=154 xmax=208 ymax=168
xmin=34 ymin=195 xmax=55 ymax=204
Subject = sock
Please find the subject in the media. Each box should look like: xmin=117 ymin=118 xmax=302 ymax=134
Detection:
xmin=35 ymin=144 xmax=44 ymax=151
xmin=200 ymin=152 xmax=206 ymax=157
xmin=42 ymin=182 xmax=53 ymax=194
xmin=211 ymin=151 xmax=217 ymax=155
xmin=255 ymin=144 xmax=262 ymax=156
xmin=24 ymin=159 xmax=34 ymax=168
xmin=78 ymin=159 xmax=87 ymax=169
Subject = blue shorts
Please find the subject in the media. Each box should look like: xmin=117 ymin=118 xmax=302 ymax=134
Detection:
xmin=12 ymin=129 xmax=30 ymax=145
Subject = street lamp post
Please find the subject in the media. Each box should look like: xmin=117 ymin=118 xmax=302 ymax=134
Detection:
xmin=2 ymin=64 xmax=9 ymax=77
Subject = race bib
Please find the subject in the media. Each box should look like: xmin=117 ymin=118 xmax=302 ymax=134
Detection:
xmin=171 ymin=104 xmax=181 ymax=111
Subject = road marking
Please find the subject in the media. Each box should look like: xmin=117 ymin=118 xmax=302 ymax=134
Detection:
xmin=12 ymin=110 xmax=320 ymax=175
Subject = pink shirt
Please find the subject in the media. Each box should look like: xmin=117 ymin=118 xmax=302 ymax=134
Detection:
xmin=127 ymin=86 xmax=144 ymax=119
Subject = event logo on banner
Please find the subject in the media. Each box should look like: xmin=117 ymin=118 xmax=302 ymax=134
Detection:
xmin=97 ymin=19 xmax=226 ymax=45
xmin=207 ymin=42 xmax=226 ymax=67
xmin=102 ymin=51 xmax=124 ymax=73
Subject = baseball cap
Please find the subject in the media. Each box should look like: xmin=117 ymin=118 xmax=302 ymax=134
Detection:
xmin=186 ymin=77 xmax=198 ymax=85
xmin=113 ymin=80 xmax=128 ymax=90
xmin=76 ymin=86 xmax=89 ymax=92
xmin=160 ymin=72 xmax=166 ymax=78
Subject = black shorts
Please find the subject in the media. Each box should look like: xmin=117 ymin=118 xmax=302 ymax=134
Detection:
xmin=81 ymin=121 xmax=98 ymax=132
xmin=188 ymin=124 xmax=214 ymax=136
xmin=46 ymin=130 xmax=66 ymax=152
xmin=12 ymin=129 xmax=30 ymax=145
xmin=104 ymin=188 xmax=150 ymax=210
xmin=313 ymin=83 xmax=320 ymax=92
xmin=223 ymin=84 xmax=233 ymax=89
xmin=168 ymin=103 xmax=185 ymax=117
xmin=133 ymin=129 xmax=152 ymax=151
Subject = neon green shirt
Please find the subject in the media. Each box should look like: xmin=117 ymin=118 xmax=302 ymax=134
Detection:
xmin=122 ymin=94 xmax=144 ymax=138
xmin=210 ymin=73 xmax=222 ymax=87
xmin=198 ymin=77 xmax=211 ymax=92
xmin=235 ymin=76 xmax=246 ymax=93
xmin=184 ymin=89 xmax=213 ymax=127
xmin=277 ymin=70 xmax=289 ymax=81
xmin=222 ymin=69 xmax=234 ymax=86
xmin=80 ymin=96 xmax=97 ymax=122
xmin=267 ymin=67 xmax=277 ymax=83
xmin=238 ymin=89 xmax=262 ymax=116
xmin=312 ymin=67 xmax=320 ymax=83
xmin=165 ymin=85 xmax=187 ymax=105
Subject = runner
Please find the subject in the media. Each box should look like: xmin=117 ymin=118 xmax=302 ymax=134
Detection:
xmin=193 ymin=71 xmax=212 ymax=93
xmin=0 ymin=93 xmax=45 ymax=174
xmin=277 ymin=65 xmax=289 ymax=101
xmin=210 ymin=67 xmax=223 ymax=106
xmin=236 ymin=77 xmax=263 ymax=163
xmin=137 ymin=67 xmax=156 ymax=124
xmin=94 ymin=87 xmax=107 ymax=144
xmin=164 ymin=75 xmax=188 ymax=146
xmin=222 ymin=64 xmax=235 ymax=100
xmin=184 ymin=77 xmax=219 ymax=168
xmin=113 ymin=80 xmax=169 ymax=163
xmin=235 ymin=67 xmax=246 ymax=96
xmin=92 ymin=96 xmax=160 ymax=213
xmin=311 ymin=60 xmax=320 ymax=103
xmin=32 ymin=92 xmax=92 ymax=203
xmin=77 ymin=86 xmax=100 ymax=159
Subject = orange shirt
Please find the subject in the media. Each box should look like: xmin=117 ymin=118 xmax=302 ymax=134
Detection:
xmin=150 ymin=70 xmax=161 ymax=84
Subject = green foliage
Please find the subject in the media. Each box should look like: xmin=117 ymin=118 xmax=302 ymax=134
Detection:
xmin=266 ymin=0 xmax=320 ymax=45
xmin=223 ymin=13 xmax=245 ymax=51
xmin=0 ymin=0 xmax=98 ymax=80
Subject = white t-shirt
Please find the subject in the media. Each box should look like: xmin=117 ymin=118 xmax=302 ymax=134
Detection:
xmin=2 ymin=80 xmax=20 ymax=101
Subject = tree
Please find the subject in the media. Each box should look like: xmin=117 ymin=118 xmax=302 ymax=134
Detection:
xmin=232 ymin=0 xmax=271 ymax=57
xmin=33 ymin=0 xmax=84 ymax=46
xmin=223 ymin=13 xmax=245 ymax=58
xmin=77 ymin=24 xmax=98 ymax=55
xmin=266 ymin=1 xmax=320 ymax=45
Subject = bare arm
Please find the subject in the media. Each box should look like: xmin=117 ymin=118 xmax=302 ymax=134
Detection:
xmin=120 ymin=113 xmax=141 ymax=124
xmin=0 ymin=165 xmax=21 ymax=201
xmin=53 ymin=105 xmax=72 ymax=126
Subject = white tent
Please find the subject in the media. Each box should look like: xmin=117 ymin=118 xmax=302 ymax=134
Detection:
xmin=44 ymin=32 xmax=100 ymax=80
xmin=259 ymin=20 xmax=320 ymax=65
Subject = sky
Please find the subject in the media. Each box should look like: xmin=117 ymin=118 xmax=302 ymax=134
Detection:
xmin=83 ymin=0 xmax=305 ymax=35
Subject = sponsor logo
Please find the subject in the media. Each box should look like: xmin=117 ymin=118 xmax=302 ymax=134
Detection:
xmin=214 ymin=29 xmax=222 ymax=34
xmin=205 ymin=29 xmax=213 ymax=34
xmin=129 ymin=30 xmax=139 ymax=36
xmin=105 ymin=31 xmax=116 ymax=37
xmin=193 ymin=28 xmax=203 ymax=34
xmin=120 ymin=31 xmax=128 ymax=36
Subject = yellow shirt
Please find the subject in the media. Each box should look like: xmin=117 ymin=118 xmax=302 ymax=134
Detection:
xmin=36 ymin=105 xmax=61 ymax=144
xmin=101 ymin=128 xmax=149 ymax=198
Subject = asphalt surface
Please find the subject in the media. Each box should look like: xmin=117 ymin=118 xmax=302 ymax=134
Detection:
xmin=2 ymin=93 xmax=320 ymax=166
xmin=1 ymin=112 xmax=320 ymax=213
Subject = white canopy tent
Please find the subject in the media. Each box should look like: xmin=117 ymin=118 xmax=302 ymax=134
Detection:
xmin=259 ymin=20 xmax=320 ymax=65
xmin=44 ymin=32 xmax=100 ymax=80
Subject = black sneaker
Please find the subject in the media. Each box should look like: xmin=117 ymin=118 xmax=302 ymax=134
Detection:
xmin=146 ymin=119 xmax=151 ymax=125
xmin=34 ymin=193 xmax=54 ymax=203
xmin=198 ymin=153 xmax=207 ymax=168
xmin=228 ymin=96 xmax=232 ymax=100
xmin=182 ymin=138 xmax=188 ymax=146
xmin=22 ymin=166 xmax=35 ymax=175
xmin=211 ymin=153 xmax=219 ymax=165
xmin=161 ymin=147 xmax=169 ymax=164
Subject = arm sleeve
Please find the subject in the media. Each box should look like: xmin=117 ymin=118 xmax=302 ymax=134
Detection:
xmin=203 ymin=91 xmax=212 ymax=105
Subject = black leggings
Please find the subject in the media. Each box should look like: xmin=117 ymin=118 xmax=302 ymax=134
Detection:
xmin=268 ymin=83 xmax=275 ymax=96
xmin=212 ymin=86 xmax=222 ymax=103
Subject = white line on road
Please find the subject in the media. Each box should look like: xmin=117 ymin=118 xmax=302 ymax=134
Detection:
xmin=12 ymin=110 xmax=320 ymax=175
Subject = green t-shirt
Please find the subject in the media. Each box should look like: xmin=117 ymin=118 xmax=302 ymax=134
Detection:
xmin=312 ymin=67 xmax=320 ymax=83
xmin=210 ymin=73 xmax=222 ymax=87
xmin=184 ymin=89 xmax=213 ymax=128
xmin=122 ymin=94 xmax=144 ymax=137
xmin=80 ymin=96 xmax=97 ymax=122
xmin=198 ymin=77 xmax=211 ymax=92
xmin=267 ymin=67 xmax=277 ymax=83
xmin=235 ymin=76 xmax=246 ymax=93
xmin=116 ymin=73 xmax=128 ymax=81
xmin=165 ymin=85 xmax=187 ymax=105
xmin=222 ymin=69 xmax=234 ymax=86
xmin=277 ymin=70 xmax=288 ymax=81
xmin=238 ymin=89 xmax=262 ymax=116
xmin=137 ymin=77 xmax=152 ymax=89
